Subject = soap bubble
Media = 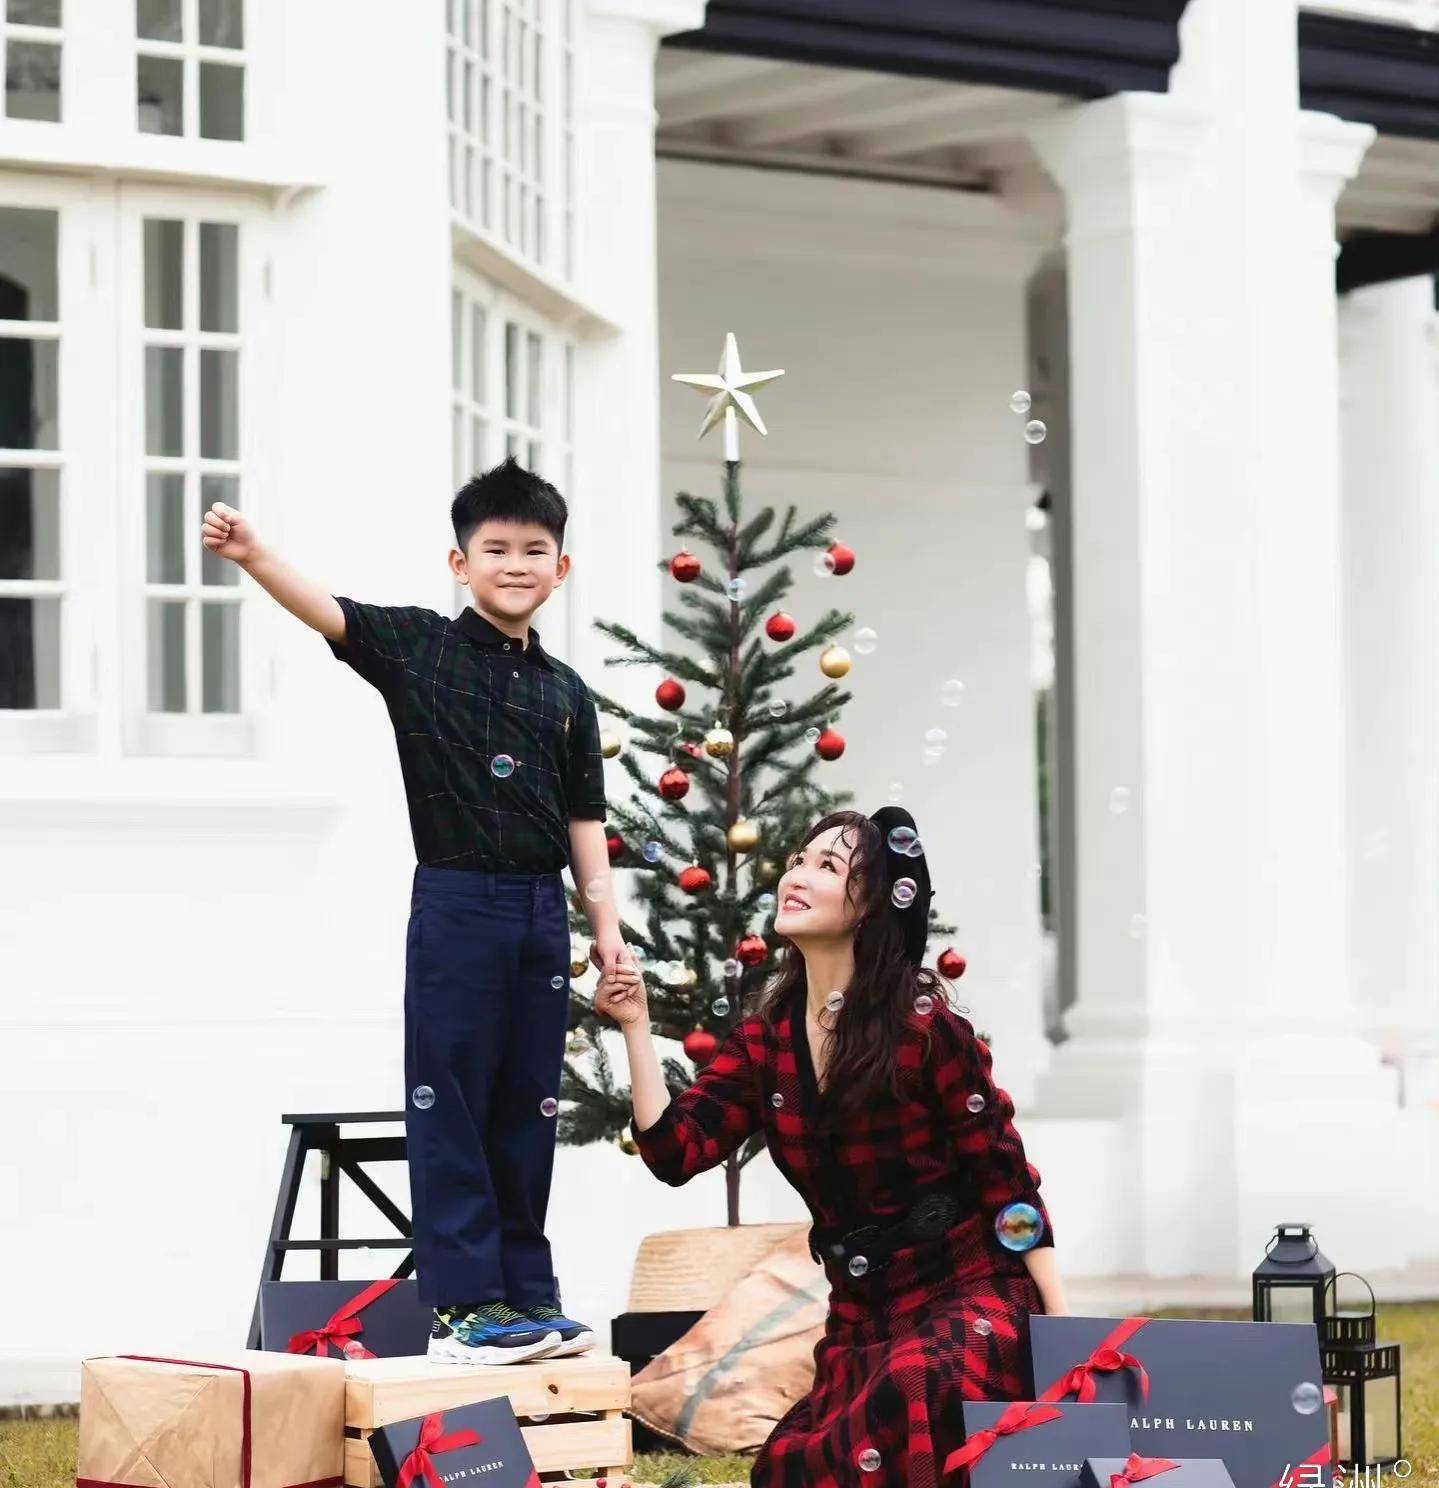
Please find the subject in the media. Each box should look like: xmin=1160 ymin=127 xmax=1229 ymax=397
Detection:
xmin=887 ymin=825 xmax=918 ymax=855
xmin=723 ymin=958 xmax=742 ymax=978
xmin=757 ymin=892 xmax=777 ymax=913
xmin=1009 ymin=390 xmax=1032 ymax=414
xmin=925 ymin=727 xmax=948 ymax=746
xmin=813 ymin=551 xmax=836 ymax=577
xmin=540 ymin=1097 xmax=559 ymax=1118
xmin=804 ymin=727 xmax=821 ymax=744
xmin=490 ymin=753 xmax=516 ymax=779
xmin=922 ymin=745 xmax=945 ymax=766
xmin=1109 ymin=786 xmax=1131 ymax=815
xmin=914 ymin=994 xmax=934 ymax=1015
xmin=767 ymin=698 xmax=788 ymax=718
xmin=848 ymin=1255 xmax=869 ymax=1278
xmin=995 ymin=1201 xmax=1045 ymax=1252
xmin=1024 ymin=419 xmax=1048 ymax=445
xmin=566 ymin=1035 xmax=586 ymax=1055
xmin=584 ymin=877 xmax=608 ymax=902
xmin=770 ymin=1092 xmax=785 ymax=1108
xmin=905 ymin=838 xmax=925 ymax=859
xmin=888 ymin=781 xmax=905 ymax=803
xmin=712 ymin=996 xmax=731 ymax=1017
xmin=342 ymin=1339 xmax=368 ymax=1360
xmin=891 ymin=878 xmax=918 ymax=908
xmin=1129 ymin=913 xmax=1148 ymax=940
xmin=643 ymin=840 xmax=663 ymax=863
xmin=412 ymin=1085 xmax=435 ymax=1111
xmin=726 ymin=577 xmax=747 ymax=601
xmin=853 ymin=627 xmax=878 ymax=655
xmin=858 ymin=1449 xmax=882 ymax=1473
xmin=825 ymin=990 xmax=846 ymax=1014
xmin=966 ymin=1093 xmax=986 ymax=1113
xmin=550 ymin=975 xmax=565 ymax=989
xmin=973 ymin=1317 xmax=994 ymax=1337
xmin=1291 ymin=1382 xmax=1322 ymax=1416
xmin=940 ymin=679 xmax=965 ymax=707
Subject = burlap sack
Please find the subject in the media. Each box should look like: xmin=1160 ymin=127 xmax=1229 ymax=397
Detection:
xmin=77 ymin=1350 xmax=345 ymax=1488
xmin=629 ymin=1228 xmax=830 ymax=1457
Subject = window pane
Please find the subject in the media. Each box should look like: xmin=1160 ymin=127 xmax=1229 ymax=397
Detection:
xmin=452 ymin=405 xmax=464 ymax=487
xmin=143 ymin=218 xmax=183 ymax=330
xmin=200 ymin=347 xmax=239 ymax=459
xmin=137 ymin=0 xmax=182 ymax=41
xmin=6 ymin=41 xmax=62 ymax=123
xmin=504 ymin=321 xmax=517 ymax=418
xmin=1365 ymin=1375 xmax=1399 ymax=1462
xmin=145 ymin=346 xmax=184 ymax=456
xmin=0 ymin=466 xmax=60 ymax=580
xmin=199 ymin=61 xmax=243 ymax=140
xmin=147 ymin=598 xmax=187 ymax=712
xmin=0 ymin=206 xmax=58 ymax=320
xmin=451 ymin=290 xmax=462 ymax=391
xmin=471 ymin=303 xmax=486 ymax=403
xmin=526 ymin=331 xmax=541 ymax=427
xmin=199 ymin=474 xmax=239 ymax=585
xmin=145 ymin=472 xmax=186 ymax=584
xmin=137 ymin=54 xmax=183 ymax=135
xmin=198 ymin=0 xmax=243 ymax=48
xmin=0 ymin=595 xmax=60 ymax=709
xmin=8 ymin=0 xmax=63 ymax=24
xmin=0 ymin=338 xmax=59 ymax=448
xmin=471 ymin=416 xmax=485 ymax=469
xmin=201 ymin=602 xmax=239 ymax=712
xmin=199 ymin=222 xmax=238 ymax=333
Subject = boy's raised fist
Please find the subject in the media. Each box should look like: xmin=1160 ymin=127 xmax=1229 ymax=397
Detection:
xmin=201 ymin=501 xmax=256 ymax=563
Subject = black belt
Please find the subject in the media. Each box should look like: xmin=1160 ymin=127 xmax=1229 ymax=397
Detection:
xmin=808 ymin=1185 xmax=975 ymax=1272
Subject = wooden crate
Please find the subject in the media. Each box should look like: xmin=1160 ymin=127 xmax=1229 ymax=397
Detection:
xmin=342 ymin=1353 xmax=631 ymax=1488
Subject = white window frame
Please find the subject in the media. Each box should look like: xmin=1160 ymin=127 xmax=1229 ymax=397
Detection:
xmin=135 ymin=0 xmax=247 ymax=141
xmin=446 ymin=0 xmax=577 ymax=283
xmin=117 ymin=182 xmax=267 ymax=757
xmin=450 ymin=266 xmax=575 ymax=655
xmin=1 ymin=1 xmax=63 ymax=123
xmin=0 ymin=173 xmax=102 ymax=753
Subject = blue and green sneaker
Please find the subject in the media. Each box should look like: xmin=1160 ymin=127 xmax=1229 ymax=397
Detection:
xmin=427 ymin=1299 xmax=561 ymax=1366
xmin=524 ymin=1303 xmax=596 ymax=1358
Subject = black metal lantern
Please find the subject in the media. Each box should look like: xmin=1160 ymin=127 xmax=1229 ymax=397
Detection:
xmin=1321 ymin=1273 xmax=1403 ymax=1469
xmin=1253 ymin=1222 xmax=1336 ymax=1332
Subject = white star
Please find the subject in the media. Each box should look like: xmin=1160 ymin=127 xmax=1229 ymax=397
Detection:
xmin=672 ymin=333 xmax=784 ymax=461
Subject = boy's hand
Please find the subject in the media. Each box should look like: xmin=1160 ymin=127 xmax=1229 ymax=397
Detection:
xmin=201 ymin=502 xmax=259 ymax=564
xmin=594 ymin=962 xmax=648 ymax=1029
xmin=589 ymin=934 xmax=635 ymax=977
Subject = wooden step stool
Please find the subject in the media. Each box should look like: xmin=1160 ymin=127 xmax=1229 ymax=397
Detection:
xmin=343 ymin=1352 xmax=632 ymax=1487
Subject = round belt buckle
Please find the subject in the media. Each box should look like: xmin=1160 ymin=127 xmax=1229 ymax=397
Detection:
xmin=910 ymin=1192 xmax=959 ymax=1240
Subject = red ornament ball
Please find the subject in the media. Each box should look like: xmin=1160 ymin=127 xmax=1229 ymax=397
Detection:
xmin=765 ymin=611 xmax=797 ymax=643
xmin=827 ymin=541 xmax=856 ymax=576
xmin=656 ymin=678 xmax=686 ymax=712
xmin=658 ymin=766 xmax=691 ymax=801
xmin=937 ymin=948 xmax=968 ymax=980
xmin=815 ymin=727 xmax=846 ymax=761
xmin=683 ymin=1027 xmax=719 ymax=1066
xmin=678 ymin=864 xmax=713 ymax=895
xmin=737 ymin=933 xmax=768 ymax=968
xmin=605 ymin=831 xmax=625 ymax=863
xmin=669 ymin=550 xmax=701 ymax=583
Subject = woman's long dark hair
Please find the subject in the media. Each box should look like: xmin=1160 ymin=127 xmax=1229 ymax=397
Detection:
xmin=757 ymin=809 xmax=956 ymax=1126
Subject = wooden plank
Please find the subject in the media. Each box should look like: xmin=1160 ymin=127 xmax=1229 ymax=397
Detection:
xmin=343 ymin=1353 xmax=631 ymax=1430
xmin=344 ymin=1414 xmax=632 ymax=1488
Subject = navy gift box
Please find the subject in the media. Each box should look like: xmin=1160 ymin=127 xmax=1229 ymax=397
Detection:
xmin=1028 ymin=1316 xmax=1331 ymax=1488
xmin=369 ymin=1397 xmax=540 ymax=1488
xmin=1081 ymin=1455 xmax=1236 ymax=1488
xmin=956 ymin=1400 xmax=1131 ymax=1488
xmin=260 ymin=1278 xmax=433 ymax=1359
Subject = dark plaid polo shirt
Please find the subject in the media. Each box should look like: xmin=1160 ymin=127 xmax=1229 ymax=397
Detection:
xmin=326 ymin=598 xmax=606 ymax=871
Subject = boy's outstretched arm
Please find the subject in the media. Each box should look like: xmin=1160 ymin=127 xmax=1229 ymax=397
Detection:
xmin=568 ymin=818 xmax=632 ymax=976
xmin=201 ymin=501 xmax=346 ymax=642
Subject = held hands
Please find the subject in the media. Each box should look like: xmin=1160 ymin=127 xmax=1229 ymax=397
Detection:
xmin=201 ymin=501 xmax=258 ymax=564
xmin=594 ymin=960 xmax=648 ymax=1029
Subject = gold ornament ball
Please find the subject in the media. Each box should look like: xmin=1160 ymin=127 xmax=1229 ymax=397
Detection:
xmin=755 ymin=857 xmax=781 ymax=887
xmin=599 ymin=729 xmax=623 ymax=759
xmin=727 ymin=817 xmax=761 ymax=854
xmin=674 ymin=964 xmax=698 ymax=989
xmin=819 ymin=644 xmax=852 ymax=679
xmin=570 ymin=955 xmax=590 ymax=978
xmin=617 ymin=1135 xmax=639 ymax=1156
xmin=704 ymin=724 xmax=736 ymax=759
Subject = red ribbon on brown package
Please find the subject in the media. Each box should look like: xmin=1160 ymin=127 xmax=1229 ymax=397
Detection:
xmin=1108 ymin=1451 xmax=1180 ymax=1488
xmin=1037 ymin=1317 xmax=1153 ymax=1404
xmin=944 ymin=1401 xmax=1066 ymax=1475
xmin=287 ymin=1278 xmax=402 ymax=1359
xmin=396 ymin=1412 xmax=485 ymax=1488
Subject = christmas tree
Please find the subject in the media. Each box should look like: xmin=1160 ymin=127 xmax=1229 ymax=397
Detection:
xmin=558 ymin=335 xmax=951 ymax=1225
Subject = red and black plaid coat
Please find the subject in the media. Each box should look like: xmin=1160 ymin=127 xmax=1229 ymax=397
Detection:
xmin=632 ymin=983 xmax=1054 ymax=1488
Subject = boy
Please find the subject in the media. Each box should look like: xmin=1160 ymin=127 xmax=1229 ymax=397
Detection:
xmin=202 ymin=457 xmax=637 ymax=1365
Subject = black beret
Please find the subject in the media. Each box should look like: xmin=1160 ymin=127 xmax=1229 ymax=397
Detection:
xmin=867 ymin=805 xmax=934 ymax=966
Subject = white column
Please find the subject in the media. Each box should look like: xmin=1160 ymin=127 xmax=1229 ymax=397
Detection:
xmin=1339 ymin=278 xmax=1439 ymax=1091
xmin=568 ymin=0 xmax=706 ymax=696
xmin=1028 ymin=0 xmax=1413 ymax=1276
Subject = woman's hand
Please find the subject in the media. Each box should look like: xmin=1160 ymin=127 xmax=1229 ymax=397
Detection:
xmin=594 ymin=961 xmax=649 ymax=1029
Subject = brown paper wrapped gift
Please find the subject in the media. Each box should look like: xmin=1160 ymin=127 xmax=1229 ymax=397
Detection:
xmin=629 ymin=1228 xmax=830 ymax=1456
xmin=77 ymin=1351 xmax=345 ymax=1488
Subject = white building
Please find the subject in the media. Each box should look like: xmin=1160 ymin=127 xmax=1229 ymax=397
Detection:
xmin=2 ymin=0 xmax=1438 ymax=1405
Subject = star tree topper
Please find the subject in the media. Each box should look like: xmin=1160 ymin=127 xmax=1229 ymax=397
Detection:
xmin=672 ymin=332 xmax=784 ymax=462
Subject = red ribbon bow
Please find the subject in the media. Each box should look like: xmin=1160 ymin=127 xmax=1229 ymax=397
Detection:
xmin=1109 ymin=1452 xmax=1179 ymax=1488
xmin=287 ymin=1278 xmax=402 ymax=1359
xmin=944 ymin=1401 xmax=1065 ymax=1475
xmin=1038 ymin=1316 xmax=1152 ymax=1404
xmin=397 ymin=1412 xmax=484 ymax=1488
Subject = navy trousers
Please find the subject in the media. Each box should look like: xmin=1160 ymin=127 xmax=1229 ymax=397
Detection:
xmin=404 ymin=866 xmax=571 ymax=1310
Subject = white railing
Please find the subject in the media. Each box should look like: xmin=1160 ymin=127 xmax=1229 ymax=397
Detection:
xmin=1304 ymin=0 xmax=1439 ymax=27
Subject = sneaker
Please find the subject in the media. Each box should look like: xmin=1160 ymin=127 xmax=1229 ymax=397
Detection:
xmin=427 ymin=1300 xmax=562 ymax=1366
xmin=526 ymin=1303 xmax=596 ymax=1358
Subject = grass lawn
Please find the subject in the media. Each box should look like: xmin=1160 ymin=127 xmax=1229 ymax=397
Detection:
xmin=2 ymin=1303 xmax=1434 ymax=1488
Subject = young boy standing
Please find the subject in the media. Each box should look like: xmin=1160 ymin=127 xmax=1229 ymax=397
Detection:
xmin=203 ymin=458 xmax=637 ymax=1365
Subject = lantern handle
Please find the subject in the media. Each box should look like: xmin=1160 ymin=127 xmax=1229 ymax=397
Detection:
xmin=1324 ymin=1271 xmax=1376 ymax=1317
xmin=1263 ymin=1226 xmax=1317 ymax=1261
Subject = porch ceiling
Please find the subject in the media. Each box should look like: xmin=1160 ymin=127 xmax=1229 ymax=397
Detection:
xmin=655 ymin=50 xmax=1069 ymax=192
xmin=1339 ymin=132 xmax=1439 ymax=235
